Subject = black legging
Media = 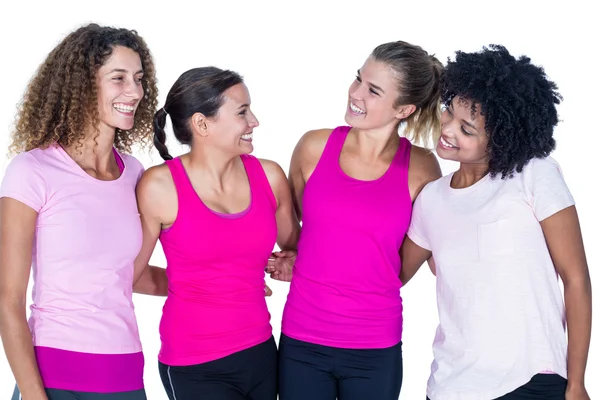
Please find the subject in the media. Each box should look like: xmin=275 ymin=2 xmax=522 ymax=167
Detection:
xmin=426 ymin=373 xmax=568 ymax=400
xmin=278 ymin=334 xmax=403 ymax=400
xmin=11 ymin=386 xmax=146 ymax=400
xmin=159 ymin=336 xmax=277 ymax=400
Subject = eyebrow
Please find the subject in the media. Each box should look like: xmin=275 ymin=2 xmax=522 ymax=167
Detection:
xmin=238 ymin=103 xmax=249 ymax=109
xmin=106 ymin=68 xmax=144 ymax=75
xmin=450 ymin=101 xmax=479 ymax=131
xmin=357 ymin=70 xmax=384 ymax=94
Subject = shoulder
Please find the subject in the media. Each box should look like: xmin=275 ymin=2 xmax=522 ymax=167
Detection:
xmin=294 ymin=128 xmax=334 ymax=155
xmin=120 ymin=153 xmax=145 ymax=179
xmin=4 ymin=149 xmax=46 ymax=176
xmin=136 ymin=163 xmax=175 ymax=200
xmin=120 ymin=153 xmax=144 ymax=170
xmin=519 ymin=156 xmax=566 ymax=186
xmin=257 ymin=158 xmax=286 ymax=179
xmin=523 ymin=156 xmax=562 ymax=174
xmin=257 ymin=158 xmax=288 ymax=199
xmin=408 ymin=144 xmax=442 ymax=193
xmin=410 ymin=145 xmax=441 ymax=174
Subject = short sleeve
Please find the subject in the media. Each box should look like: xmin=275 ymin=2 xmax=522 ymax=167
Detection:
xmin=407 ymin=186 xmax=431 ymax=251
xmin=0 ymin=152 xmax=47 ymax=212
xmin=524 ymin=157 xmax=575 ymax=221
xmin=121 ymin=154 xmax=145 ymax=183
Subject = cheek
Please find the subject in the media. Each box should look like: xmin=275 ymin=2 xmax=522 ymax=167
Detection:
xmin=348 ymin=81 xmax=359 ymax=96
xmin=461 ymin=137 xmax=488 ymax=158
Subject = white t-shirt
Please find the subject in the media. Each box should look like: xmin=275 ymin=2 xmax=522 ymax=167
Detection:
xmin=407 ymin=157 xmax=574 ymax=400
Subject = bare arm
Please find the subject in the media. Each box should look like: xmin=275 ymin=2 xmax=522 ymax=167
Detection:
xmin=399 ymin=237 xmax=432 ymax=285
xmin=400 ymin=145 xmax=441 ymax=283
xmin=0 ymin=198 xmax=47 ymax=400
xmin=268 ymin=129 xmax=331 ymax=282
xmin=407 ymin=145 xmax=442 ymax=202
xmin=260 ymin=159 xmax=300 ymax=251
xmin=540 ymin=206 xmax=591 ymax=398
xmin=132 ymin=166 xmax=173 ymax=297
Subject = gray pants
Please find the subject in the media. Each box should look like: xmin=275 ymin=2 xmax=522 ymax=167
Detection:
xmin=11 ymin=386 xmax=146 ymax=400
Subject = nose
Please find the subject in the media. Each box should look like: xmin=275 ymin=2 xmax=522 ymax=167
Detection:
xmin=348 ymin=80 xmax=364 ymax=101
xmin=249 ymin=110 xmax=259 ymax=128
xmin=440 ymin=109 xmax=454 ymax=137
xmin=124 ymin=77 xmax=142 ymax=99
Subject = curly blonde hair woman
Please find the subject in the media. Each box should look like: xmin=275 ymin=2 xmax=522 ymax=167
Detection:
xmin=0 ymin=23 xmax=158 ymax=400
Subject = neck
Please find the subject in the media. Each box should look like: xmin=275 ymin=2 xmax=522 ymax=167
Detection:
xmin=452 ymin=162 xmax=490 ymax=189
xmin=184 ymin=145 xmax=239 ymax=191
xmin=63 ymin=125 xmax=116 ymax=170
xmin=350 ymin=125 xmax=400 ymax=159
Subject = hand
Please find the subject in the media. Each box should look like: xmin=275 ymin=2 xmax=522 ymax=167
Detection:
xmin=264 ymin=283 xmax=273 ymax=297
xmin=265 ymin=250 xmax=297 ymax=282
xmin=566 ymin=383 xmax=590 ymax=400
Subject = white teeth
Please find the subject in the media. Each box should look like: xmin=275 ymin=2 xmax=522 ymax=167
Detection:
xmin=440 ymin=136 xmax=457 ymax=148
xmin=350 ymin=102 xmax=366 ymax=114
xmin=241 ymin=133 xmax=253 ymax=140
xmin=113 ymin=103 xmax=134 ymax=112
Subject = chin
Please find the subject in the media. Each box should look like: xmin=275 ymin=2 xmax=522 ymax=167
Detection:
xmin=435 ymin=145 xmax=458 ymax=161
xmin=239 ymin=143 xmax=254 ymax=154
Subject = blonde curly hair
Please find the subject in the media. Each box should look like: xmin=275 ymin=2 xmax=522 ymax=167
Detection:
xmin=9 ymin=23 xmax=158 ymax=154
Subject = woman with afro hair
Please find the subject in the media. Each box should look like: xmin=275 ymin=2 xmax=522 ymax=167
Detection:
xmin=0 ymin=23 xmax=159 ymax=399
xmin=400 ymin=45 xmax=591 ymax=399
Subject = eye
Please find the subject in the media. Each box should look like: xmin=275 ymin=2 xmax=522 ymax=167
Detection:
xmin=355 ymin=74 xmax=362 ymax=83
xmin=369 ymin=88 xmax=380 ymax=96
xmin=461 ymin=127 xmax=473 ymax=136
xmin=112 ymin=76 xmax=124 ymax=81
xmin=239 ymin=109 xmax=247 ymax=116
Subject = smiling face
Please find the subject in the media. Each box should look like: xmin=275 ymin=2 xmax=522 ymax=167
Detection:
xmin=95 ymin=46 xmax=144 ymax=133
xmin=207 ymin=82 xmax=259 ymax=155
xmin=436 ymin=96 xmax=488 ymax=166
xmin=344 ymin=57 xmax=408 ymax=132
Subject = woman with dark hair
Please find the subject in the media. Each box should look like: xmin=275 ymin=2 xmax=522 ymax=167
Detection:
xmin=133 ymin=67 xmax=300 ymax=399
xmin=0 ymin=23 xmax=158 ymax=399
xmin=401 ymin=45 xmax=592 ymax=399
xmin=268 ymin=40 xmax=444 ymax=400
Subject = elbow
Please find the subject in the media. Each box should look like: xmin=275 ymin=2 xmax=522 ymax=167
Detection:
xmin=564 ymin=274 xmax=592 ymax=293
xmin=0 ymin=298 xmax=27 ymax=334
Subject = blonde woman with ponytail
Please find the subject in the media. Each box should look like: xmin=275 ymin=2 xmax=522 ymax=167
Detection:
xmin=267 ymin=40 xmax=444 ymax=400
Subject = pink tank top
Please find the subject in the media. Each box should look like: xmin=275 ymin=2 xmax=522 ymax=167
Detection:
xmin=158 ymin=155 xmax=277 ymax=366
xmin=282 ymin=126 xmax=412 ymax=349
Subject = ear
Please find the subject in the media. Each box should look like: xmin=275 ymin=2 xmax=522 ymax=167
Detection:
xmin=395 ymin=104 xmax=417 ymax=121
xmin=190 ymin=112 xmax=209 ymax=137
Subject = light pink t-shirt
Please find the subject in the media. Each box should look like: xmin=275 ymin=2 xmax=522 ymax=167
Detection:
xmin=0 ymin=145 xmax=145 ymax=391
xmin=407 ymin=157 xmax=573 ymax=400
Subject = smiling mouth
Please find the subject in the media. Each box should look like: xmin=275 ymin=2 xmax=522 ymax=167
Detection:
xmin=113 ymin=103 xmax=135 ymax=113
xmin=349 ymin=102 xmax=366 ymax=115
xmin=241 ymin=133 xmax=253 ymax=141
xmin=439 ymin=136 xmax=458 ymax=149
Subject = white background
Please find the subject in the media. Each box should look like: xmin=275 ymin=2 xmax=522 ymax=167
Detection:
xmin=0 ymin=0 xmax=597 ymax=398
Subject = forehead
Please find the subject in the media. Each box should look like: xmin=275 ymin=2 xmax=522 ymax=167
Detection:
xmin=454 ymin=96 xmax=483 ymax=117
xmin=359 ymin=57 xmax=399 ymax=91
xmin=222 ymin=83 xmax=250 ymax=106
xmin=100 ymin=46 xmax=142 ymax=72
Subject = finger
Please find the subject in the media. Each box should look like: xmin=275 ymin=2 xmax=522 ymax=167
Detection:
xmin=264 ymin=285 xmax=273 ymax=296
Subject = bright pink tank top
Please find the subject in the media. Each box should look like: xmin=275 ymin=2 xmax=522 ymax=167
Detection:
xmin=158 ymin=155 xmax=277 ymax=366
xmin=282 ymin=126 xmax=412 ymax=349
